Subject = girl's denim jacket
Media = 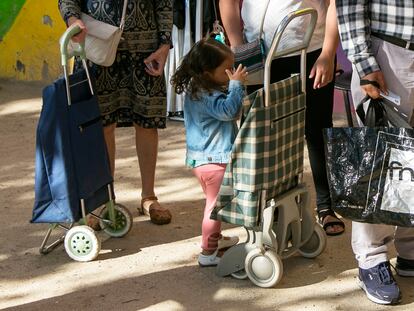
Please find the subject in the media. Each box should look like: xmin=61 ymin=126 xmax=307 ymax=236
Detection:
xmin=184 ymin=80 xmax=245 ymax=166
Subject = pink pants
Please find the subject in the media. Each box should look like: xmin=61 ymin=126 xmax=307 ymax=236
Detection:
xmin=193 ymin=163 xmax=226 ymax=251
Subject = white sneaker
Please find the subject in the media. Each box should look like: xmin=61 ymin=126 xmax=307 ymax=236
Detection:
xmin=218 ymin=236 xmax=239 ymax=250
xmin=198 ymin=249 xmax=220 ymax=267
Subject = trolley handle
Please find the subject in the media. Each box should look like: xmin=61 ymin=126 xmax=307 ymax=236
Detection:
xmin=59 ymin=24 xmax=94 ymax=105
xmin=59 ymin=24 xmax=86 ymax=67
xmin=264 ymin=8 xmax=318 ymax=107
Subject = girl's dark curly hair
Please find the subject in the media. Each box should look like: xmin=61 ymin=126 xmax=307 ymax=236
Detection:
xmin=170 ymin=38 xmax=233 ymax=100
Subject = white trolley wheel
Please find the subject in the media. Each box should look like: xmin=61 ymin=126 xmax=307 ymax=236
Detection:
xmin=99 ymin=203 xmax=133 ymax=238
xmin=64 ymin=225 xmax=101 ymax=262
xmin=298 ymin=224 xmax=327 ymax=259
xmin=245 ymin=248 xmax=283 ymax=288
xmin=231 ymin=269 xmax=248 ymax=280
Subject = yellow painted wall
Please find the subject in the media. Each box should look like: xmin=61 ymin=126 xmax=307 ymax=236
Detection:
xmin=0 ymin=0 xmax=66 ymax=81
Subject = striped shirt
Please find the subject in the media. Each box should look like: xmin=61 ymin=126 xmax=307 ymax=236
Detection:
xmin=336 ymin=0 xmax=414 ymax=77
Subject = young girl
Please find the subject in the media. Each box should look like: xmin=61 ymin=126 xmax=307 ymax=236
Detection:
xmin=171 ymin=38 xmax=248 ymax=266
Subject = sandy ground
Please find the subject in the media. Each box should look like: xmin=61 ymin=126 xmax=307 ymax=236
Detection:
xmin=0 ymin=79 xmax=413 ymax=311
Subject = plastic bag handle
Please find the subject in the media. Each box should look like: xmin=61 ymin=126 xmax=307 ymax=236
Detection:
xmin=356 ymin=95 xmax=388 ymax=127
xmin=360 ymin=79 xmax=381 ymax=89
xmin=356 ymin=80 xmax=384 ymax=126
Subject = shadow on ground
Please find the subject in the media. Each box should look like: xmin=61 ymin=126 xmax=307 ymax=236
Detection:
xmin=1 ymin=79 xmax=413 ymax=311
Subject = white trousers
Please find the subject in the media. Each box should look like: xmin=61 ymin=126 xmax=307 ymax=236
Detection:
xmin=350 ymin=37 xmax=414 ymax=269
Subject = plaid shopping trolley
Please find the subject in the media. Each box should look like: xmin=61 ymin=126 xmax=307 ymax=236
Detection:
xmin=212 ymin=74 xmax=305 ymax=227
xmin=212 ymin=8 xmax=327 ymax=288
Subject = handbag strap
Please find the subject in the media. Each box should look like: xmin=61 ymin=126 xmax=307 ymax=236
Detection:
xmin=211 ymin=0 xmax=225 ymax=34
xmin=119 ymin=0 xmax=128 ymax=30
xmin=258 ymin=0 xmax=271 ymax=39
xmin=212 ymin=0 xmax=219 ymax=22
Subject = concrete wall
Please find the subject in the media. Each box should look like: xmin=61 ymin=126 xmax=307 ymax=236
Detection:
xmin=0 ymin=0 xmax=66 ymax=81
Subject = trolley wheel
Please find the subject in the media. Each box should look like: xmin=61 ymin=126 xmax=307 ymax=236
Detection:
xmin=245 ymin=248 xmax=283 ymax=288
xmin=231 ymin=269 xmax=248 ymax=280
xmin=64 ymin=225 xmax=100 ymax=262
xmin=99 ymin=203 xmax=133 ymax=238
xmin=298 ymin=224 xmax=327 ymax=259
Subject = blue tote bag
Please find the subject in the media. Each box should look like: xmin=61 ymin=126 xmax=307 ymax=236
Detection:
xmin=32 ymin=69 xmax=113 ymax=223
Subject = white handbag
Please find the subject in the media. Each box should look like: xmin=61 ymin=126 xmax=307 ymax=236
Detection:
xmin=69 ymin=0 xmax=128 ymax=66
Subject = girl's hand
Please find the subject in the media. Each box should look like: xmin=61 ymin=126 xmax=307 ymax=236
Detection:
xmin=309 ymin=52 xmax=335 ymax=89
xmin=226 ymin=64 xmax=248 ymax=83
xmin=144 ymin=44 xmax=170 ymax=76
xmin=67 ymin=17 xmax=87 ymax=43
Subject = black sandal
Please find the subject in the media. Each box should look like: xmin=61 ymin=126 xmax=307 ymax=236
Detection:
xmin=317 ymin=209 xmax=345 ymax=236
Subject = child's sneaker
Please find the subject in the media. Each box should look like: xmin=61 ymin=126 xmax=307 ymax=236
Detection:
xmin=358 ymin=261 xmax=401 ymax=305
xmin=395 ymin=256 xmax=414 ymax=277
xmin=198 ymin=249 xmax=220 ymax=267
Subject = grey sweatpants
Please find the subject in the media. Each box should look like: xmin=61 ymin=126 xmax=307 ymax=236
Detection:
xmin=350 ymin=37 xmax=414 ymax=269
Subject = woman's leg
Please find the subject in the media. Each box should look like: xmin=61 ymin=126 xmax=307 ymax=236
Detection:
xmin=87 ymin=122 xmax=116 ymax=230
xmin=302 ymin=51 xmax=335 ymax=215
xmin=103 ymin=123 xmax=117 ymax=176
xmin=134 ymin=123 xmax=171 ymax=224
xmin=103 ymin=122 xmax=158 ymax=194
xmin=193 ymin=164 xmax=226 ymax=253
xmin=134 ymin=124 xmax=158 ymax=198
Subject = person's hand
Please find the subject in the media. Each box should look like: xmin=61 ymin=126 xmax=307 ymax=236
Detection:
xmin=67 ymin=17 xmax=87 ymax=43
xmin=309 ymin=52 xmax=335 ymax=89
xmin=360 ymin=71 xmax=388 ymax=99
xmin=226 ymin=64 xmax=248 ymax=84
xmin=144 ymin=44 xmax=170 ymax=76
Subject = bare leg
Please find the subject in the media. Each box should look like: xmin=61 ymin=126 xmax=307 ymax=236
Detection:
xmin=87 ymin=123 xmax=116 ymax=230
xmin=134 ymin=124 xmax=158 ymax=198
xmin=134 ymin=123 xmax=171 ymax=224
xmin=103 ymin=123 xmax=117 ymax=177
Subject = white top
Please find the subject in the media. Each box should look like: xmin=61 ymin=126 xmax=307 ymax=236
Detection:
xmin=241 ymin=0 xmax=327 ymax=55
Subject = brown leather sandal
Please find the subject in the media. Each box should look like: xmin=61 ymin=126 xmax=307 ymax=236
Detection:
xmin=87 ymin=215 xmax=102 ymax=231
xmin=140 ymin=196 xmax=172 ymax=225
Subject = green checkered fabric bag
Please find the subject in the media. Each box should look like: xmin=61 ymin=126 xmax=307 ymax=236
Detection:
xmin=211 ymin=74 xmax=305 ymax=227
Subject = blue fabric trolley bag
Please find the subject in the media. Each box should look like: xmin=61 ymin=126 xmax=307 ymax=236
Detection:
xmin=32 ymin=68 xmax=113 ymax=223
xmin=31 ymin=24 xmax=133 ymax=262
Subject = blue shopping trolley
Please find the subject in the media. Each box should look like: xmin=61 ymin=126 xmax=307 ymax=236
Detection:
xmin=32 ymin=25 xmax=133 ymax=262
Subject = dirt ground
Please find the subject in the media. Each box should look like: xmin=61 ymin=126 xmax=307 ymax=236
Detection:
xmin=0 ymin=79 xmax=413 ymax=311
